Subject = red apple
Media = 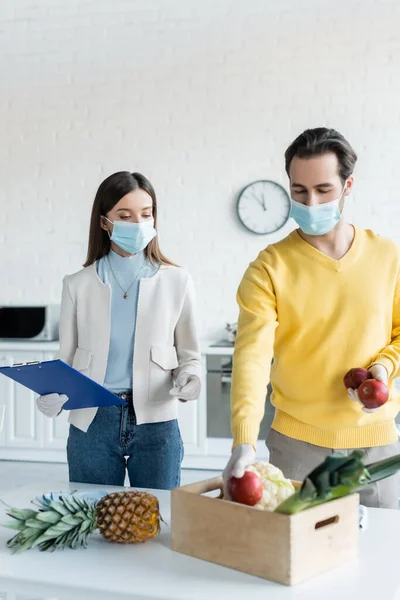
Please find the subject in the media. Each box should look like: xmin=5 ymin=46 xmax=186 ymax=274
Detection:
xmin=343 ymin=368 xmax=372 ymax=390
xmin=358 ymin=379 xmax=389 ymax=409
xmin=229 ymin=471 xmax=263 ymax=506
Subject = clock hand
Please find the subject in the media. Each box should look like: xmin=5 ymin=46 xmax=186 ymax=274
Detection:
xmin=257 ymin=194 xmax=267 ymax=211
xmin=253 ymin=193 xmax=264 ymax=208
xmin=251 ymin=190 xmax=265 ymax=209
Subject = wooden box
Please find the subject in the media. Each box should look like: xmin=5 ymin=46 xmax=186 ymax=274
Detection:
xmin=171 ymin=476 xmax=359 ymax=586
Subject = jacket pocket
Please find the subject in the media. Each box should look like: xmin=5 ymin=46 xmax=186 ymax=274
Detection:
xmin=72 ymin=347 xmax=92 ymax=376
xmin=149 ymin=346 xmax=179 ymax=404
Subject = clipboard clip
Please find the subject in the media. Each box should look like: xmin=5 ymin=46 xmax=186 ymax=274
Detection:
xmin=12 ymin=361 xmax=41 ymax=367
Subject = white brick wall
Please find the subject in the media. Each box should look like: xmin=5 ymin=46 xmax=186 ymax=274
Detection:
xmin=0 ymin=0 xmax=399 ymax=339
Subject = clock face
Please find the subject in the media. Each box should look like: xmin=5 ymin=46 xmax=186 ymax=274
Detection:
xmin=237 ymin=180 xmax=291 ymax=235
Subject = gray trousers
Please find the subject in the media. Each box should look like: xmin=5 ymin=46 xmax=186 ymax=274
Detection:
xmin=266 ymin=429 xmax=400 ymax=509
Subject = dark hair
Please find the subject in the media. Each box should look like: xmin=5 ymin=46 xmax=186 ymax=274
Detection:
xmin=285 ymin=128 xmax=357 ymax=184
xmin=84 ymin=171 xmax=177 ymax=268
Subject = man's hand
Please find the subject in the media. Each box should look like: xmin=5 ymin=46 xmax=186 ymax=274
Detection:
xmin=169 ymin=374 xmax=201 ymax=403
xmin=222 ymin=444 xmax=256 ymax=499
xmin=348 ymin=364 xmax=388 ymax=413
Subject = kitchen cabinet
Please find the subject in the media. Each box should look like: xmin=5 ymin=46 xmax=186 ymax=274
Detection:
xmin=0 ymin=342 xmax=206 ymax=464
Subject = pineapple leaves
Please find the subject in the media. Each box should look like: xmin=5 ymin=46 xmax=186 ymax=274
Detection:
xmin=36 ymin=510 xmax=63 ymax=524
xmin=2 ymin=493 xmax=97 ymax=553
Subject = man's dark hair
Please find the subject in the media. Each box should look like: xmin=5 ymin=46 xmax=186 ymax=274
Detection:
xmin=285 ymin=128 xmax=358 ymax=184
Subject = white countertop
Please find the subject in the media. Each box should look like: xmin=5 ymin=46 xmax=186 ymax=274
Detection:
xmin=1 ymin=481 xmax=400 ymax=600
xmin=0 ymin=339 xmax=229 ymax=355
xmin=0 ymin=340 xmax=60 ymax=352
xmin=200 ymin=340 xmax=234 ymax=355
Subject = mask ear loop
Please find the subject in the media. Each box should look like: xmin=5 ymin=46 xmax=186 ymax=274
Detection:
xmin=340 ymin=180 xmax=348 ymax=199
xmin=338 ymin=179 xmax=350 ymax=215
xmin=102 ymin=216 xmax=113 ymax=239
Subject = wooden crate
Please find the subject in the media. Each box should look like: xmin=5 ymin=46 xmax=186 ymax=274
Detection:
xmin=171 ymin=476 xmax=359 ymax=586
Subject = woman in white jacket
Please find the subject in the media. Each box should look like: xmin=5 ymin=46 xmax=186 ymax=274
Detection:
xmin=36 ymin=171 xmax=201 ymax=489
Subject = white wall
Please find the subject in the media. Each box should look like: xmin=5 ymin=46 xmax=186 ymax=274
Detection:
xmin=1 ymin=0 xmax=399 ymax=339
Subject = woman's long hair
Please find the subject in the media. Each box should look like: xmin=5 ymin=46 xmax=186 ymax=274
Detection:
xmin=83 ymin=171 xmax=176 ymax=268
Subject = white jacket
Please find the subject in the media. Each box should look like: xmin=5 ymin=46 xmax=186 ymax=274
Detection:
xmin=57 ymin=262 xmax=201 ymax=432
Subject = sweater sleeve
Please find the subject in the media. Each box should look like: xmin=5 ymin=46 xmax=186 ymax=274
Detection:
xmin=231 ymin=257 xmax=278 ymax=448
xmin=369 ymin=270 xmax=400 ymax=378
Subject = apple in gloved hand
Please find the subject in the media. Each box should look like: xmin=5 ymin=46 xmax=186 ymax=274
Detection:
xmin=358 ymin=379 xmax=389 ymax=410
xmin=343 ymin=368 xmax=371 ymax=390
xmin=344 ymin=366 xmax=389 ymax=411
xmin=228 ymin=471 xmax=263 ymax=506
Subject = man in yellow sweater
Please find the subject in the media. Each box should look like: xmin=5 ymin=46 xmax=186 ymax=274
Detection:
xmin=223 ymin=127 xmax=400 ymax=508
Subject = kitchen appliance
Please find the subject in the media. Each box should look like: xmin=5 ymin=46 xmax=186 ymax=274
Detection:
xmin=209 ymin=339 xmax=234 ymax=348
xmin=0 ymin=306 xmax=60 ymax=341
xmin=225 ymin=322 xmax=237 ymax=343
xmin=206 ymin=354 xmax=274 ymax=440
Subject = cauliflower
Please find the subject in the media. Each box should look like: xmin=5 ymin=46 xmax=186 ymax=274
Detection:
xmin=246 ymin=462 xmax=295 ymax=511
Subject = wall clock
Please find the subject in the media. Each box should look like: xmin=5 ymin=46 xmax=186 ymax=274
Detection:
xmin=237 ymin=180 xmax=291 ymax=235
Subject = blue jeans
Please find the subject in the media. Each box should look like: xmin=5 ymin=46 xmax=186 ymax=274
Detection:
xmin=67 ymin=395 xmax=184 ymax=490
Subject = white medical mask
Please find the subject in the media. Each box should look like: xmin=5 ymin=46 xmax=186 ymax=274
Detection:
xmin=105 ymin=217 xmax=157 ymax=254
xmin=290 ymin=182 xmax=347 ymax=236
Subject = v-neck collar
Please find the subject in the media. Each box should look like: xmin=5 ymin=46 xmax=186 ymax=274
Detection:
xmin=290 ymin=226 xmax=361 ymax=272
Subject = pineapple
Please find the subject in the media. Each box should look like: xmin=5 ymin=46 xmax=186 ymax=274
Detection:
xmin=3 ymin=490 xmax=160 ymax=553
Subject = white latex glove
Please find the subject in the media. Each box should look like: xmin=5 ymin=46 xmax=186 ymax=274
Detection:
xmin=348 ymin=364 xmax=388 ymax=413
xmin=169 ymin=373 xmax=201 ymax=403
xmin=222 ymin=443 xmax=256 ymax=499
xmin=36 ymin=393 xmax=68 ymax=418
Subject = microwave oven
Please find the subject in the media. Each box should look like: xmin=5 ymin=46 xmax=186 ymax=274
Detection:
xmin=0 ymin=305 xmax=60 ymax=341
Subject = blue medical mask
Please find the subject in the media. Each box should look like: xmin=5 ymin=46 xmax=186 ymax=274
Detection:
xmin=105 ymin=217 xmax=157 ymax=254
xmin=290 ymin=183 xmax=347 ymax=236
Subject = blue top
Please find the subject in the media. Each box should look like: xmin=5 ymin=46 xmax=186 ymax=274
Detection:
xmin=97 ymin=250 xmax=158 ymax=392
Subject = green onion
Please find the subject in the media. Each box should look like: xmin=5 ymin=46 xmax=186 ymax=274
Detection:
xmin=275 ymin=450 xmax=400 ymax=514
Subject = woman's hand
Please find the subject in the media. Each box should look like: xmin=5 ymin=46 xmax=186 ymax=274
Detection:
xmin=169 ymin=374 xmax=201 ymax=403
xmin=36 ymin=393 xmax=68 ymax=418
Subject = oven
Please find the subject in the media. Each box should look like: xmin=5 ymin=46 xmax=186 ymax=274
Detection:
xmin=206 ymin=354 xmax=274 ymax=440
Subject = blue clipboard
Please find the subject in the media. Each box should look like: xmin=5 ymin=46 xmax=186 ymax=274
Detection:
xmin=0 ymin=359 xmax=127 ymax=410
